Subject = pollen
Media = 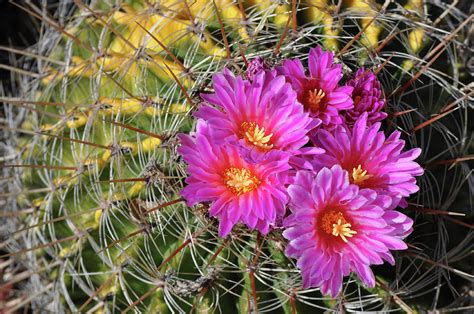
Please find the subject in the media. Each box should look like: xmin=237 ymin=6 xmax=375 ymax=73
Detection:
xmin=240 ymin=122 xmax=273 ymax=150
xmin=351 ymin=164 xmax=371 ymax=185
xmin=307 ymin=89 xmax=326 ymax=112
xmin=321 ymin=211 xmax=357 ymax=243
xmin=224 ymin=167 xmax=261 ymax=196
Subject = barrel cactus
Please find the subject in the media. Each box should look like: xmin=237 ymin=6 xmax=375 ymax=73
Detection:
xmin=1 ymin=0 xmax=472 ymax=312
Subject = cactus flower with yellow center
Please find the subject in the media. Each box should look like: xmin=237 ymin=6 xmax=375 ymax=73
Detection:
xmin=178 ymin=121 xmax=290 ymax=236
xmin=283 ymin=166 xmax=414 ymax=296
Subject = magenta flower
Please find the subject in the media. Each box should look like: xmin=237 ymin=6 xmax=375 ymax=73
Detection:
xmin=196 ymin=69 xmax=316 ymax=161
xmin=278 ymin=46 xmax=353 ymax=130
xmin=283 ymin=166 xmax=413 ymax=297
xmin=344 ymin=68 xmax=387 ymax=127
xmin=310 ymin=113 xmax=423 ymax=205
xmin=246 ymin=57 xmax=271 ymax=82
xmin=178 ymin=120 xmax=290 ymax=237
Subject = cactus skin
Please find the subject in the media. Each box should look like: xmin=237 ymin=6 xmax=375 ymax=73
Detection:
xmin=1 ymin=0 xmax=472 ymax=312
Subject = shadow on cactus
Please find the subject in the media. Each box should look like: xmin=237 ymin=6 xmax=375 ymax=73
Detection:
xmin=1 ymin=0 xmax=472 ymax=312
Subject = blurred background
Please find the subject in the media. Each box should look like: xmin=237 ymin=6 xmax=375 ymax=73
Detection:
xmin=0 ymin=0 xmax=61 ymax=95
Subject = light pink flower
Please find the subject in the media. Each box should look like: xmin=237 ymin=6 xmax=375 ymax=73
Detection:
xmin=278 ymin=46 xmax=353 ymax=130
xmin=283 ymin=166 xmax=413 ymax=297
xmin=310 ymin=113 xmax=423 ymax=205
xmin=178 ymin=120 xmax=290 ymax=237
xmin=344 ymin=68 xmax=387 ymax=127
xmin=196 ymin=69 xmax=317 ymax=162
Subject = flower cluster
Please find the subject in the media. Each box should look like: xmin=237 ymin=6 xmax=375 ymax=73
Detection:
xmin=178 ymin=46 xmax=423 ymax=297
xmin=180 ymin=68 xmax=314 ymax=236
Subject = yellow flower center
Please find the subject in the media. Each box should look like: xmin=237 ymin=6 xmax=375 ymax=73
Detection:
xmin=240 ymin=122 xmax=273 ymax=150
xmin=224 ymin=167 xmax=261 ymax=196
xmin=321 ymin=211 xmax=357 ymax=243
xmin=307 ymin=89 xmax=326 ymax=112
xmin=351 ymin=164 xmax=371 ymax=185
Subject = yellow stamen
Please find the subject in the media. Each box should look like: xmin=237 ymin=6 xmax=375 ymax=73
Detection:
xmin=307 ymin=89 xmax=326 ymax=112
xmin=351 ymin=164 xmax=371 ymax=185
xmin=240 ymin=122 xmax=273 ymax=150
xmin=331 ymin=218 xmax=357 ymax=243
xmin=321 ymin=211 xmax=357 ymax=243
xmin=224 ymin=167 xmax=260 ymax=196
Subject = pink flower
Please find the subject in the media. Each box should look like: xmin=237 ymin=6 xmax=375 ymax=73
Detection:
xmin=283 ymin=166 xmax=413 ymax=297
xmin=196 ymin=69 xmax=317 ymax=161
xmin=344 ymin=68 xmax=387 ymax=127
xmin=246 ymin=57 xmax=271 ymax=82
xmin=278 ymin=46 xmax=353 ymax=130
xmin=310 ymin=113 xmax=423 ymax=205
xmin=178 ymin=120 xmax=290 ymax=237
